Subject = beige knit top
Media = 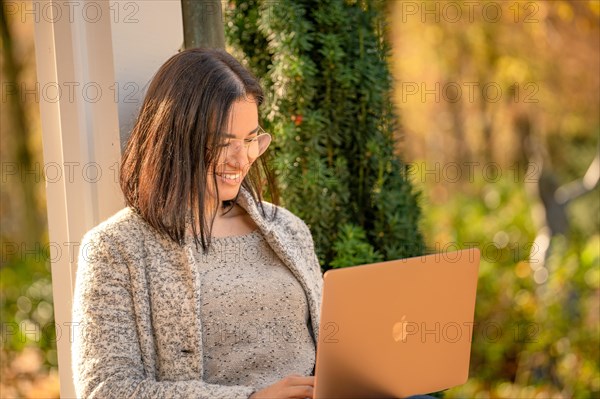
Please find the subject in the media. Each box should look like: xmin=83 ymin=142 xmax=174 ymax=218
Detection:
xmin=194 ymin=229 xmax=316 ymax=390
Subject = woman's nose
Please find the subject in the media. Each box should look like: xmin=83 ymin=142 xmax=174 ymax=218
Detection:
xmin=228 ymin=140 xmax=244 ymax=154
xmin=223 ymin=149 xmax=252 ymax=171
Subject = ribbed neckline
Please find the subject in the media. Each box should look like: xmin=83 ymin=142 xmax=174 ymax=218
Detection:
xmin=209 ymin=228 xmax=262 ymax=244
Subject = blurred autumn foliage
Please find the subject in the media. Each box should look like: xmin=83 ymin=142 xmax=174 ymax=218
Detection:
xmin=389 ymin=1 xmax=599 ymax=397
xmin=1 ymin=1 xmax=58 ymax=397
xmin=390 ymin=1 xmax=599 ymax=166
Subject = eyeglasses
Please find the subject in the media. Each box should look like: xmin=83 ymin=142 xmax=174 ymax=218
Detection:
xmin=210 ymin=126 xmax=272 ymax=159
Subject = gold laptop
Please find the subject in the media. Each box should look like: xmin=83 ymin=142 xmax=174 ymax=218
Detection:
xmin=313 ymin=248 xmax=481 ymax=398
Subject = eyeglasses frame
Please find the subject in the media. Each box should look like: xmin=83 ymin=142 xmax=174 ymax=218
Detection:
xmin=207 ymin=125 xmax=271 ymax=157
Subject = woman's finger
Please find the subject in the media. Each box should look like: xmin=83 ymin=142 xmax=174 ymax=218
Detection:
xmin=287 ymin=385 xmax=314 ymax=399
xmin=285 ymin=375 xmax=315 ymax=387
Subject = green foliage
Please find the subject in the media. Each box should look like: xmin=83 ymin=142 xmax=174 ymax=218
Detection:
xmin=329 ymin=223 xmax=384 ymax=268
xmin=226 ymin=0 xmax=426 ymax=271
xmin=0 ymin=245 xmax=57 ymax=369
xmin=416 ymin=167 xmax=600 ymax=398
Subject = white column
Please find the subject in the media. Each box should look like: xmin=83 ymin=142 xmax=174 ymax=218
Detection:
xmin=32 ymin=1 xmax=182 ymax=397
xmin=109 ymin=0 xmax=184 ymax=147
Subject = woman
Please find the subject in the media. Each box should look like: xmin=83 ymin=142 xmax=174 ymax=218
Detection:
xmin=71 ymin=48 xmax=437 ymax=399
xmin=72 ymin=47 xmax=320 ymax=399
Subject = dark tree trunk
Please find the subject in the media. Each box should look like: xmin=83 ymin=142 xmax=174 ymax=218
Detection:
xmin=181 ymin=0 xmax=225 ymax=49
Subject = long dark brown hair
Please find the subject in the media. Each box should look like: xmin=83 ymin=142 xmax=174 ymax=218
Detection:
xmin=119 ymin=48 xmax=279 ymax=252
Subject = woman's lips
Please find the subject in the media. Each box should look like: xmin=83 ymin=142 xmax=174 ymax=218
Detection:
xmin=217 ymin=172 xmax=243 ymax=185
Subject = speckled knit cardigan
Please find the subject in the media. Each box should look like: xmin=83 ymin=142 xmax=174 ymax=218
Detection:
xmin=71 ymin=186 xmax=324 ymax=398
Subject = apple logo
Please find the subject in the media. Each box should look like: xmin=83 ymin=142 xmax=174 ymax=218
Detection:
xmin=392 ymin=315 xmax=408 ymax=342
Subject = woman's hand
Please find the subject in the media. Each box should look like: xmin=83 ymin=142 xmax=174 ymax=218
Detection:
xmin=249 ymin=374 xmax=315 ymax=399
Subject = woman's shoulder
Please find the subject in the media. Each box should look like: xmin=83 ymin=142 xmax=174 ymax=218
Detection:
xmin=258 ymin=200 xmax=313 ymax=240
xmin=79 ymin=206 xmax=156 ymax=248
xmin=239 ymin=186 xmax=312 ymax=237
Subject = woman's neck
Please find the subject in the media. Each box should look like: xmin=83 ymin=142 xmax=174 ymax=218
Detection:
xmin=187 ymin=201 xmax=246 ymax=234
xmin=214 ymin=203 xmax=244 ymax=221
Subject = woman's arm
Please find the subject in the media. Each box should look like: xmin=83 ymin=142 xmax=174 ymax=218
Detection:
xmin=71 ymin=231 xmax=258 ymax=399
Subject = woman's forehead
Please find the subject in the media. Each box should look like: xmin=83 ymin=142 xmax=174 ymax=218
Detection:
xmin=225 ymin=98 xmax=259 ymax=137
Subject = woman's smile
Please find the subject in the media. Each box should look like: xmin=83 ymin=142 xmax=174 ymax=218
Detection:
xmin=217 ymin=172 xmax=243 ymax=185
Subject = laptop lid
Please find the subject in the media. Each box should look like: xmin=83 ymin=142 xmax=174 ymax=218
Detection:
xmin=314 ymin=248 xmax=480 ymax=399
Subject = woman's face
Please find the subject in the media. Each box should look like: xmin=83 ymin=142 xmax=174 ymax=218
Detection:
xmin=207 ymin=97 xmax=262 ymax=205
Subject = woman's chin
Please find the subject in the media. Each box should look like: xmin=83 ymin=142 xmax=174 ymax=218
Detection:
xmin=207 ymin=174 xmax=244 ymax=203
xmin=217 ymin=183 xmax=240 ymax=200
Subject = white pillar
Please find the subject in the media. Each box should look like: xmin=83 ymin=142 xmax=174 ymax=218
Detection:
xmin=109 ymin=0 xmax=185 ymax=147
xmin=32 ymin=1 xmax=182 ymax=397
